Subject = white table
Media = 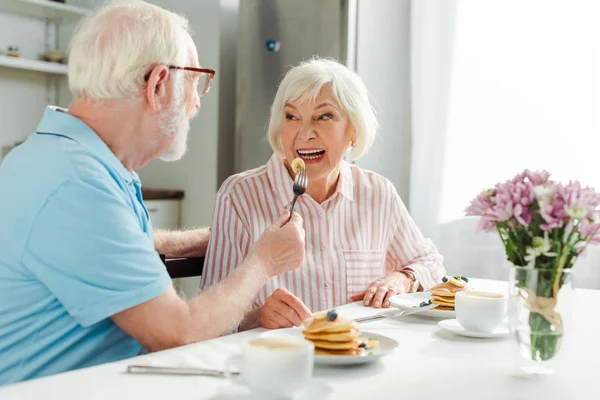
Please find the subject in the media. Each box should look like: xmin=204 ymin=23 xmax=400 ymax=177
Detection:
xmin=1 ymin=279 xmax=598 ymax=400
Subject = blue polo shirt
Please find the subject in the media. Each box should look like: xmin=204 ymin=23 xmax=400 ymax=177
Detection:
xmin=0 ymin=107 xmax=172 ymax=385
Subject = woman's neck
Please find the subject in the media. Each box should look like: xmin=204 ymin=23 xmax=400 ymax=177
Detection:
xmin=305 ymin=167 xmax=341 ymax=204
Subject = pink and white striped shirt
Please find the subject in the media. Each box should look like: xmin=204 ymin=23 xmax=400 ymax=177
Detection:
xmin=201 ymin=154 xmax=445 ymax=312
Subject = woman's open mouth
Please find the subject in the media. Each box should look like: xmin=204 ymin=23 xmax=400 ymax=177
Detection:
xmin=297 ymin=149 xmax=325 ymax=163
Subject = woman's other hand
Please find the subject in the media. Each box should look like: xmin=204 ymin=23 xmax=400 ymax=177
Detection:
xmin=349 ymin=272 xmax=411 ymax=308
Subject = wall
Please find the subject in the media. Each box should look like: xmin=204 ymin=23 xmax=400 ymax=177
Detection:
xmin=0 ymin=12 xmax=71 ymax=160
xmin=134 ymin=0 xmax=222 ymax=229
xmin=216 ymin=0 xmax=239 ymax=187
xmin=354 ymin=0 xmax=412 ymax=203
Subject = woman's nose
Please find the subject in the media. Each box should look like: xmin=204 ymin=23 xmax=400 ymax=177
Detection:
xmin=298 ymin=123 xmax=317 ymax=141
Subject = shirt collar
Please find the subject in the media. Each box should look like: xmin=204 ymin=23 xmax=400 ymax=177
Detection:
xmin=266 ymin=154 xmax=354 ymax=208
xmin=36 ymin=106 xmax=140 ymax=184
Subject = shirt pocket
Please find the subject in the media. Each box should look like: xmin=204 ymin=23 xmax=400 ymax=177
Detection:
xmin=343 ymin=250 xmax=386 ymax=298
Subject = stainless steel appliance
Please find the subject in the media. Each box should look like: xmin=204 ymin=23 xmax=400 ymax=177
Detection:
xmin=219 ymin=0 xmax=356 ymax=180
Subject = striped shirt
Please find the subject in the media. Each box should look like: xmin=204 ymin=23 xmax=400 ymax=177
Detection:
xmin=201 ymin=154 xmax=445 ymax=312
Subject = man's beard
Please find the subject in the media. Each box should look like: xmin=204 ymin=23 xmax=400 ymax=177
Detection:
xmin=159 ymin=86 xmax=192 ymax=162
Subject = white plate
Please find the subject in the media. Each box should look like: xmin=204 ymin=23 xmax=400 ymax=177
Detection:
xmin=389 ymin=292 xmax=455 ymax=319
xmin=438 ymin=319 xmax=510 ymax=338
xmin=259 ymin=328 xmax=398 ymax=365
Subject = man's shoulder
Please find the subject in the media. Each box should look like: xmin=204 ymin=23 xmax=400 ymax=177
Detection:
xmin=10 ymin=133 xmax=124 ymax=190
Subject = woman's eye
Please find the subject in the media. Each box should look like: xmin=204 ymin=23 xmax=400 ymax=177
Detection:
xmin=317 ymin=113 xmax=333 ymax=121
xmin=285 ymin=113 xmax=298 ymax=121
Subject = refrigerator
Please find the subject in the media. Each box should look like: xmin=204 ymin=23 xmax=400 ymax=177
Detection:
xmin=219 ymin=0 xmax=357 ymax=180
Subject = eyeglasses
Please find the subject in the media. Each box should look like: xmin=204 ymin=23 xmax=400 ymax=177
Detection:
xmin=144 ymin=65 xmax=216 ymax=97
xmin=168 ymin=66 xmax=216 ymax=97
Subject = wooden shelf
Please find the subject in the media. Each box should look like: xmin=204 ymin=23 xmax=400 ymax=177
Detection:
xmin=0 ymin=55 xmax=67 ymax=74
xmin=0 ymin=0 xmax=91 ymax=20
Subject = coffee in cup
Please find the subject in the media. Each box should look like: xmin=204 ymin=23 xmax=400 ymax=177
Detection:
xmin=455 ymin=291 xmax=506 ymax=333
xmin=225 ymin=338 xmax=314 ymax=399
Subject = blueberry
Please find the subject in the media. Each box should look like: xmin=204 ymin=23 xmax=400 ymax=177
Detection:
xmin=461 ymin=276 xmax=469 ymax=283
xmin=442 ymin=276 xmax=448 ymax=283
xmin=359 ymin=342 xmax=367 ymax=349
xmin=326 ymin=310 xmax=338 ymax=321
xmin=427 ymin=299 xmax=432 ymax=305
xmin=419 ymin=301 xmax=428 ymax=307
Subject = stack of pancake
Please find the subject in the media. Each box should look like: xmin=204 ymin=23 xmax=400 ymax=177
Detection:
xmin=430 ymin=277 xmax=468 ymax=311
xmin=302 ymin=312 xmax=363 ymax=356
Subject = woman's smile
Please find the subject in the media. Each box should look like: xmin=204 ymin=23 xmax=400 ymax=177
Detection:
xmin=296 ymin=148 xmax=326 ymax=163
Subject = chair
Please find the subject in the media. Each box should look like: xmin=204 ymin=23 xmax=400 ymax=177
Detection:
xmin=159 ymin=254 xmax=204 ymax=279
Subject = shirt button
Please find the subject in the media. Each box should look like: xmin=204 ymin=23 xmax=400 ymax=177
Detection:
xmin=321 ymin=245 xmax=326 ymax=251
xmin=319 ymin=211 xmax=324 ymax=216
xmin=325 ymin=282 xmax=331 ymax=288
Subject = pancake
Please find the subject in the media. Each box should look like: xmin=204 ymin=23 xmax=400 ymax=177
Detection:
xmin=430 ymin=290 xmax=457 ymax=298
xmin=303 ymin=329 xmax=359 ymax=342
xmin=430 ymin=283 xmax=466 ymax=296
xmin=431 ymin=296 xmax=455 ymax=306
xmin=303 ymin=317 xmax=357 ymax=334
xmin=303 ymin=310 xmax=378 ymax=356
xmin=315 ymin=348 xmax=364 ymax=356
xmin=434 ymin=305 xmax=454 ymax=311
xmin=311 ymin=339 xmax=361 ymax=350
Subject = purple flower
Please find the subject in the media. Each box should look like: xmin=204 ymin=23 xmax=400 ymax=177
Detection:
xmin=579 ymin=219 xmax=600 ymax=244
xmin=466 ymin=169 xmax=600 ymax=251
xmin=524 ymin=169 xmax=551 ymax=185
xmin=560 ymin=181 xmax=600 ymax=220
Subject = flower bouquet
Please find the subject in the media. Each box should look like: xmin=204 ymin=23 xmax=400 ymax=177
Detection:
xmin=466 ymin=170 xmax=600 ymax=365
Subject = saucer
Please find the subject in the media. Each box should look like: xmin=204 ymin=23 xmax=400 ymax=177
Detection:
xmin=437 ymin=319 xmax=509 ymax=338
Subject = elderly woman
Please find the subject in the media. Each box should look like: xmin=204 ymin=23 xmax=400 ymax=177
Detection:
xmin=201 ymin=58 xmax=445 ymax=330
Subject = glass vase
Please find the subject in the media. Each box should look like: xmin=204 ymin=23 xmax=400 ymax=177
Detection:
xmin=507 ymin=265 xmax=573 ymax=377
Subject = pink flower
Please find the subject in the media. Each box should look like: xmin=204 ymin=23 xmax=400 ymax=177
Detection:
xmin=465 ymin=190 xmax=494 ymax=217
xmin=466 ymin=170 xmax=600 ymax=245
xmin=476 ymin=218 xmax=496 ymax=233
xmin=579 ymin=219 xmax=600 ymax=244
xmin=539 ymin=196 xmax=567 ymax=231
xmin=524 ymin=169 xmax=551 ymax=185
xmin=559 ymin=181 xmax=600 ymax=220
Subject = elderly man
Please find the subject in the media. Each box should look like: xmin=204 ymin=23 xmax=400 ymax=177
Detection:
xmin=0 ymin=0 xmax=305 ymax=385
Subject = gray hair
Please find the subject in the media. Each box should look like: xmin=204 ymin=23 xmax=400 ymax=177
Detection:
xmin=68 ymin=0 xmax=190 ymax=100
xmin=267 ymin=58 xmax=378 ymax=161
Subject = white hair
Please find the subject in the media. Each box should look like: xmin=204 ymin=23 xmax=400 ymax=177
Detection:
xmin=267 ymin=58 xmax=378 ymax=161
xmin=68 ymin=0 xmax=190 ymax=100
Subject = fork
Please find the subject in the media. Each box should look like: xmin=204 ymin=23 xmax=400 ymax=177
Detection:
xmin=288 ymin=168 xmax=307 ymax=219
xmin=352 ymin=304 xmax=439 ymax=324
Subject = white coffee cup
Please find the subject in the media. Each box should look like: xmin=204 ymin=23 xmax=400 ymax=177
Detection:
xmin=455 ymin=291 xmax=506 ymax=332
xmin=225 ymin=338 xmax=314 ymax=399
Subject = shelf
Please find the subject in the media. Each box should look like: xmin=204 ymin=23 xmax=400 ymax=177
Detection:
xmin=0 ymin=0 xmax=91 ymax=20
xmin=0 ymin=55 xmax=67 ymax=74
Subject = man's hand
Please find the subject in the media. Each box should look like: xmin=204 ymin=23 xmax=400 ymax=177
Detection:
xmin=349 ymin=272 xmax=411 ymax=308
xmin=258 ymin=288 xmax=312 ymax=329
xmin=249 ymin=210 xmax=305 ymax=277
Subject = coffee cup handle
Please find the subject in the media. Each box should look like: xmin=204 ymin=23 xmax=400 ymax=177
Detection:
xmin=224 ymin=353 xmax=242 ymax=382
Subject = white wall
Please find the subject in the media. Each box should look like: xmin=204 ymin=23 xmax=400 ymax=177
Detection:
xmin=354 ymin=0 xmax=412 ymax=203
xmin=136 ymin=0 xmax=221 ymax=229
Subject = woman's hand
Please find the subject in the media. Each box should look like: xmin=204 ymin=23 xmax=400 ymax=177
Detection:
xmin=349 ymin=271 xmax=411 ymax=308
xmin=258 ymin=288 xmax=312 ymax=328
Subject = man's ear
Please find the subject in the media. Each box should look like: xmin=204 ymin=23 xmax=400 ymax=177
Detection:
xmin=145 ymin=65 xmax=170 ymax=113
